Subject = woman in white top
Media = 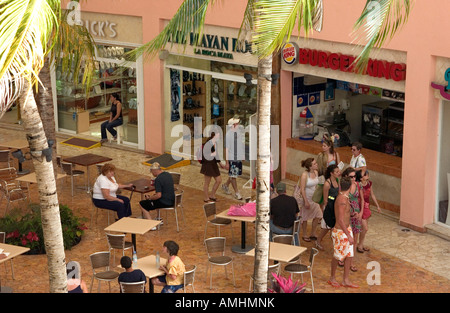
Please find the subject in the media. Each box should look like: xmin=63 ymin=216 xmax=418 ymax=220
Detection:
xmin=298 ymin=158 xmax=323 ymax=242
xmin=92 ymin=163 xmax=133 ymax=219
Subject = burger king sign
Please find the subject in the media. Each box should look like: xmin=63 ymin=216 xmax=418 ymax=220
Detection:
xmin=282 ymin=42 xmax=299 ymax=65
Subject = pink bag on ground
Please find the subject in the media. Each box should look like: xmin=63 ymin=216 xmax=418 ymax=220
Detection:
xmin=227 ymin=202 xmax=256 ymax=217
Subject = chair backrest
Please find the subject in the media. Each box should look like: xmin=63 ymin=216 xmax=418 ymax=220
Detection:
xmin=120 ymin=281 xmax=146 ymax=293
xmin=175 ymin=192 xmax=182 ymax=207
xmin=96 ymin=164 xmax=104 ymax=175
xmin=273 ymin=234 xmax=295 ymax=245
xmin=106 ymin=233 xmax=126 ymax=250
xmin=308 ymin=248 xmax=319 ymax=268
xmin=89 ymin=251 xmax=111 ymax=272
xmin=203 ymin=202 xmax=217 ymax=219
xmin=0 ymin=232 xmax=5 ymax=243
xmin=169 ymin=172 xmax=181 ymax=185
xmin=0 ymin=167 xmax=18 ymax=182
xmin=0 ymin=150 xmax=11 ymax=165
xmin=204 ymin=237 xmax=226 ymax=256
xmin=183 ymin=264 xmax=196 ymax=290
xmin=61 ymin=162 xmax=73 ymax=175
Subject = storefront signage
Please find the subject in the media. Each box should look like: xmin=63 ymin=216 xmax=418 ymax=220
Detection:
xmin=169 ymin=32 xmax=253 ymax=60
xmin=78 ymin=19 xmax=117 ymax=38
xmin=288 ymin=48 xmax=406 ymax=82
xmin=282 ymin=42 xmax=299 ymax=65
xmin=431 ymin=68 xmax=450 ymax=100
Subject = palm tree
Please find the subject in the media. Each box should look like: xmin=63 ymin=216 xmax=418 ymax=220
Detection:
xmin=0 ymin=0 xmax=96 ymax=293
xmin=127 ymin=0 xmax=412 ymax=292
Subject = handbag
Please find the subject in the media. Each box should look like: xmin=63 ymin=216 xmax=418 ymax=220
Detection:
xmin=293 ymin=176 xmax=303 ymax=206
xmin=227 ymin=202 xmax=256 ymax=217
xmin=312 ymin=184 xmax=324 ymax=204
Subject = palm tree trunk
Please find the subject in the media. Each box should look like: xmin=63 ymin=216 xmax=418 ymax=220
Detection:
xmin=253 ymin=55 xmax=272 ymax=293
xmin=19 ymin=79 xmax=67 ymax=293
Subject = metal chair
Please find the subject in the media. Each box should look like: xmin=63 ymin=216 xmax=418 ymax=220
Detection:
xmin=89 ymin=190 xmax=112 ymax=227
xmin=61 ymin=162 xmax=85 ymax=197
xmin=0 ymin=150 xmax=12 ymax=168
xmin=272 ymin=234 xmax=300 ymax=264
xmin=168 ymin=172 xmax=181 ymax=193
xmin=183 ymin=264 xmax=197 ymax=293
xmin=158 ymin=192 xmax=182 ymax=232
xmin=0 ymin=167 xmax=28 ymax=215
xmin=89 ymin=251 xmax=120 ymax=293
xmin=120 ymin=281 xmax=146 ymax=293
xmin=105 ymin=233 xmax=134 ymax=266
xmin=0 ymin=232 xmax=15 ymax=279
xmin=249 ymin=262 xmax=280 ymax=292
xmin=284 ymin=248 xmax=319 ymax=293
xmin=204 ymin=237 xmax=235 ymax=290
xmin=271 ymin=219 xmax=301 ymax=246
xmin=203 ymin=202 xmax=233 ymax=242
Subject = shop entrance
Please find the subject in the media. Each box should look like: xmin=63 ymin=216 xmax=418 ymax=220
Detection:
xmin=437 ymin=100 xmax=450 ymax=227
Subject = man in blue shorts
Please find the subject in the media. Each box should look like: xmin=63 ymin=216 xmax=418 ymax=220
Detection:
xmin=222 ymin=117 xmax=244 ymax=200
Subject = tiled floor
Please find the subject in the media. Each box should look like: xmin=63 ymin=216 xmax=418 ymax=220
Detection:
xmin=0 ymin=125 xmax=449 ymax=293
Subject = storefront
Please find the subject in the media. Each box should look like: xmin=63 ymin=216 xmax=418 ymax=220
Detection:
xmin=52 ymin=11 xmax=145 ymax=149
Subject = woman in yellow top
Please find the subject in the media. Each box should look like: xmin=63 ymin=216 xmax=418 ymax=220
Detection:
xmin=152 ymin=240 xmax=186 ymax=293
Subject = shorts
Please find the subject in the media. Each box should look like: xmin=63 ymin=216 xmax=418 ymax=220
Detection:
xmin=156 ymin=275 xmax=184 ymax=293
xmin=228 ymin=161 xmax=242 ymax=178
xmin=331 ymin=226 xmax=354 ymax=262
xmin=139 ymin=199 xmax=173 ymax=211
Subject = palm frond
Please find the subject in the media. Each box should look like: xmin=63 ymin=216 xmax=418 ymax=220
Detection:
xmin=252 ymin=0 xmax=323 ymax=58
xmin=0 ymin=0 xmax=60 ymax=116
xmin=126 ymin=0 xmax=218 ymax=62
xmin=352 ymin=0 xmax=413 ymax=72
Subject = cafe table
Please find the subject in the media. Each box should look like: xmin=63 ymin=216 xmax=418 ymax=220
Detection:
xmin=104 ymin=217 xmax=161 ymax=252
xmin=134 ymin=254 xmax=167 ymax=293
xmin=124 ymin=177 xmax=155 ymax=201
xmin=0 ymin=243 xmax=30 ymax=293
xmin=0 ymin=139 xmax=30 ymax=175
xmin=245 ymin=242 xmax=307 ymax=263
xmin=63 ymin=153 xmax=112 ymax=192
xmin=216 ymin=208 xmax=256 ymax=254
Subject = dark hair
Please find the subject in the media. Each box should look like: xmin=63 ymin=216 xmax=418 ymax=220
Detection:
xmin=208 ymin=131 xmax=216 ymax=141
xmin=120 ymin=256 xmax=132 ymax=269
xmin=164 ymin=240 xmax=179 ymax=256
xmin=342 ymin=167 xmax=356 ymax=178
xmin=111 ymin=93 xmax=121 ymax=102
xmin=352 ymin=142 xmax=363 ymax=151
xmin=301 ymin=157 xmax=315 ymax=171
xmin=340 ymin=177 xmax=352 ymax=192
xmin=325 ymin=164 xmax=339 ymax=180
xmin=355 ymin=169 xmax=368 ymax=182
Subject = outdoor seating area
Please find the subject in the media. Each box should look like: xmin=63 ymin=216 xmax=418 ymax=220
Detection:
xmin=0 ymin=131 xmax=449 ymax=293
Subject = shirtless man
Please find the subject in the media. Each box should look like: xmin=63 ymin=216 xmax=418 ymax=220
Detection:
xmin=328 ymin=176 xmax=359 ymax=288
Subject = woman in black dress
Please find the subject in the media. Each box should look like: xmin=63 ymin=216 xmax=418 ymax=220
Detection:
xmin=200 ymin=132 xmax=223 ymax=202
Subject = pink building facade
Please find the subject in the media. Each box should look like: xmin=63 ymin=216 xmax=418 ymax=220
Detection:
xmin=59 ymin=0 xmax=450 ymax=232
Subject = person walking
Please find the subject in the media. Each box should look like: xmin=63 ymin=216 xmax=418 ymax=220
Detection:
xmin=100 ymin=93 xmax=123 ymax=144
xmin=297 ymin=158 xmax=322 ymax=242
xmin=350 ymin=142 xmax=367 ymax=175
xmin=222 ymin=116 xmax=244 ymax=200
xmin=317 ymin=137 xmax=340 ymax=176
xmin=200 ymin=132 xmax=223 ymax=202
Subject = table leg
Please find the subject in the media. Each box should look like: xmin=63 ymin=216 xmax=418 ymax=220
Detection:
xmin=149 ymin=279 xmax=154 ymax=293
xmin=231 ymin=221 xmax=253 ymax=254
xmin=17 ymin=150 xmax=30 ymax=175
xmin=132 ymin=234 xmax=137 ymax=253
xmin=86 ymin=165 xmax=91 ymax=192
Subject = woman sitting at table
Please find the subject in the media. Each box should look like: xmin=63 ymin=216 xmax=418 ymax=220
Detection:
xmin=92 ymin=163 xmax=133 ymax=220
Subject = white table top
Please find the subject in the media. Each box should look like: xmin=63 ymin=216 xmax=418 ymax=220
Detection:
xmin=245 ymin=242 xmax=307 ymax=263
xmin=0 ymin=243 xmax=30 ymax=264
xmin=15 ymin=172 xmax=66 ymax=184
xmin=104 ymin=217 xmax=161 ymax=235
xmin=134 ymin=254 xmax=167 ymax=279
xmin=0 ymin=139 xmax=29 ymax=150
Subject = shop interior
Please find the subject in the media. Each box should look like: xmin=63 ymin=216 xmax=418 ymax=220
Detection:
xmin=292 ymin=73 xmax=405 ymax=157
xmin=437 ymin=100 xmax=450 ymax=226
xmin=165 ymin=55 xmax=257 ymax=166
xmin=55 ymin=44 xmax=139 ymax=145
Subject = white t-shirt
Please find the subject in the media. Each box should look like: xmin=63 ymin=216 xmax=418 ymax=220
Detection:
xmin=350 ymin=153 xmax=367 ymax=169
xmin=93 ymin=175 xmax=118 ymax=199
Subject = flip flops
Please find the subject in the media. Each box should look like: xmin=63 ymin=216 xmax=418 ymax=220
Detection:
xmin=341 ymin=283 xmax=359 ymax=289
xmin=327 ymin=280 xmax=340 ymax=288
xmin=302 ymin=237 xmax=311 ymax=242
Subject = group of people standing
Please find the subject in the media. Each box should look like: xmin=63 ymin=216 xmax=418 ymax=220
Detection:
xmin=293 ymin=139 xmax=381 ymax=288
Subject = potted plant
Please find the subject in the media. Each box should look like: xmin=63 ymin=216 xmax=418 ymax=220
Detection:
xmin=268 ymin=273 xmax=306 ymax=293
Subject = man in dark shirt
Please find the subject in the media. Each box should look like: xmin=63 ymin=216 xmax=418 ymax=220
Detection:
xmin=270 ymin=182 xmax=300 ymax=245
xmin=139 ymin=162 xmax=175 ymax=221
xmin=118 ymin=256 xmax=147 ymax=292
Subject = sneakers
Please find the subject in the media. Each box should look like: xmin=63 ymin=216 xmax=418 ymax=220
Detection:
xmin=235 ymin=192 xmax=243 ymax=200
xmin=156 ymin=217 xmax=164 ymax=225
xmin=222 ymin=184 xmax=231 ymax=195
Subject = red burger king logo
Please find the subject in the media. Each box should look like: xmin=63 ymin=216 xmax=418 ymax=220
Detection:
xmin=282 ymin=42 xmax=299 ymax=65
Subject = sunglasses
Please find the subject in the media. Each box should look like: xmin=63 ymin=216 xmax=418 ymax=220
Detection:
xmin=349 ymin=175 xmax=356 ymax=178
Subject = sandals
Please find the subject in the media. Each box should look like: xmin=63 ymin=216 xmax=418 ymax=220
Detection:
xmin=315 ymin=241 xmax=324 ymax=251
xmin=357 ymin=247 xmax=365 ymax=253
xmin=309 ymin=236 xmax=317 ymax=241
xmin=327 ymin=280 xmax=340 ymax=288
xmin=350 ymin=265 xmax=358 ymax=272
xmin=302 ymin=237 xmax=311 ymax=242
xmin=209 ymin=197 xmax=217 ymax=201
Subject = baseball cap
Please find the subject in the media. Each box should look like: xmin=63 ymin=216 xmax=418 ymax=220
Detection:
xmin=276 ymin=182 xmax=286 ymax=193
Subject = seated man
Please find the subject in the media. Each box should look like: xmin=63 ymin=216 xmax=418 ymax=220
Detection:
xmin=118 ymin=256 xmax=147 ymax=292
xmin=269 ymin=182 xmax=300 ymax=245
xmin=139 ymin=162 xmax=175 ymax=221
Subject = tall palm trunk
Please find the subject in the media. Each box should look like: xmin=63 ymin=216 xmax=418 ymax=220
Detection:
xmin=19 ymin=79 xmax=67 ymax=293
xmin=253 ymin=55 xmax=272 ymax=293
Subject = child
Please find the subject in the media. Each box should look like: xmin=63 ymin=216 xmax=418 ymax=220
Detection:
xmin=357 ymin=170 xmax=381 ymax=253
xmin=152 ymin=240 xmax=186 ymax=293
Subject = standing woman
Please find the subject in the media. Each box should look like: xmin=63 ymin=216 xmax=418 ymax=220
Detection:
xmin=317 ymin=137 xmax=340 ymax=176
xmin=200 ymin=132 xmax=223 ymax=202
xmin=100 ymin=93 xmax=123 ymax=143
xmin=92 ymin=163 xmax=133 ymax=219
xmin=298 ymin=158 xmax=323 ymax=242
xmin=315 ymin=164 xmax=341 ymax=250
xmin=341 ymin=167 xmax=365 ymax=271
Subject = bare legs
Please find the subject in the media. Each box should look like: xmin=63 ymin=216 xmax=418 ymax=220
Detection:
xmin=204 ymin=175 xmax=222 ymax=201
